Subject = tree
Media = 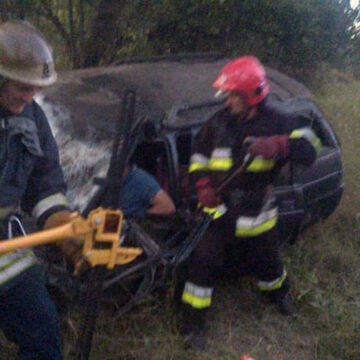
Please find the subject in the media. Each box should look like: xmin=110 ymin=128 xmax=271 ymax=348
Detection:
xmin=0 ymin=0 xmax=359 ymax=75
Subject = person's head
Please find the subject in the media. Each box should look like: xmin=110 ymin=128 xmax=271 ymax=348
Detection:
xmin=0 ymin=20 xmax=57 ymax=114
xmin=213 ymin=56 xmax=269 ymax=119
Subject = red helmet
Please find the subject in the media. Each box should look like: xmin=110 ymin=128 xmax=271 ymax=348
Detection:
xmin=213 ymin=56 xmax=269 ymax=107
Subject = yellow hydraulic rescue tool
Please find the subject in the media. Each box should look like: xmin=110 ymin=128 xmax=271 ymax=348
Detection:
xmin=0 ymin=207 xmax=142 ymax=270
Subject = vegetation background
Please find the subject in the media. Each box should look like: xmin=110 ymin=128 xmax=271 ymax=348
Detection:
xmin=0 ymin=1 xmax=360 ymax=359
xmin=1 ymin=0 xmax=360 ymax=79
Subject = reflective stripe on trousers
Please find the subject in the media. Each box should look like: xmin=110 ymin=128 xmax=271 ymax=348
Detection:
xmin=235 ymin=206 xmax=278 ymax=237
xmin=182 ymin=281 xmax=214 ymax=309
xmin=258 ymin=268 xmax=287 ymax=291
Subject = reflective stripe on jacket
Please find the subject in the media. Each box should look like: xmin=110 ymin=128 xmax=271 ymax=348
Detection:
xmin=0 ymin=249 xmax=37 ymax=286
xmin=32 ymin=193 xmax=68 ymax=219
xmin=0 ymin=101 xmax=69 ymax=285
xmin=189 ymin=126 xmax=320 ymax=175
xmin=289 ymin=127 xmax=322 ymax=154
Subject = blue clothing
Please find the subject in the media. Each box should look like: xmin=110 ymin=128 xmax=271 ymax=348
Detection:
xmin=0 ymin=265 xmax=62 ymax=360
xmin=119 ymin=166 xmax=161 ymax=218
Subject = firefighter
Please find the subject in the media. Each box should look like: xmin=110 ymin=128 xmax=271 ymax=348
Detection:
xmin=0 ymin=21 xmax=81 ymax=359
xmin=179 ymin=56 xmax=321 ymax=349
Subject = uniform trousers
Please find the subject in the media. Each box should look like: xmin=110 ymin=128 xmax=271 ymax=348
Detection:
xmin=183 ymin=207 xmax=289 ymax=310
xmin=0 ymin=265 xmax=63 ymax=360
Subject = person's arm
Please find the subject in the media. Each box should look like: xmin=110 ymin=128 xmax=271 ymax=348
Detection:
xmin=188 ymin=115 xmax=225 ymax=210
xmin=248 ymin=113 xmax=321 ymax=167
xmin=21 ymin=102 xmax=69 ymax=226
xmin=146 ymin=189 xmax=175 ymax=216
xmin=21 ymin=103 xmax=82 ymax=262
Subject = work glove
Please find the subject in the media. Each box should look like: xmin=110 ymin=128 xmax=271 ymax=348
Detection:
xmin=44 ymin=210 xmax=83 ymax=264
xmin=247 ymin=135 xmax=289 ymax=159
xmin=194 ymin=176 xmax=222 ymax=208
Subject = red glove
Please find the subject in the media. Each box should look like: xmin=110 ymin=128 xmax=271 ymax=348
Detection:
xmin=247 ymin=135 xmax=289 ymax=159
xmin=194 ymin=176 xmax=222 ymax=208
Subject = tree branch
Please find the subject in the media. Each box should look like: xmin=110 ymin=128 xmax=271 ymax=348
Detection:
xmin=39 ymin=1 xmax=72 ymax=49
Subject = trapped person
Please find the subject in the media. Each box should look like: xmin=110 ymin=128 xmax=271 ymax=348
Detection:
xmin=0 ymin=21 xmax=81 ymax=360
xmin=179 ymin=56 xmax=321 ymax=349
xmin=120 ymin=164 xmax=175 ymax=218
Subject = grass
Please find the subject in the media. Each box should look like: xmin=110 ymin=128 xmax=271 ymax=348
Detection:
xmin=1 ymin=72 xmax=360 ymax=360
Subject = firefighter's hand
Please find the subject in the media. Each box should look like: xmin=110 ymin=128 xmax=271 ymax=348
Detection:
xmin=44 ymin=210 xmax=84 ymax=264
xmin=195 ymin=176 xmax=222 ymax=208
xmin=56 ymin=237 xmax=83 ymax=264
xmin=247 ymin=135 xmax=289 ymax=159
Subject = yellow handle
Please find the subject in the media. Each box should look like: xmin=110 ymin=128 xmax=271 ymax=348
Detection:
xmin=0 ymin=208 xmax=143 ymax=269
xmin=0 ymin=216 xmax=91 ymax=254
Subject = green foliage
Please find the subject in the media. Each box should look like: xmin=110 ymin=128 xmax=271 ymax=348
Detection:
xmin=128 ymin=0 xmax=360 ymax=78
xmin=1 ymin=0 xmax=360 ymax=75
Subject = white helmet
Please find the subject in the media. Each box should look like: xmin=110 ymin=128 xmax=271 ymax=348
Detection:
xmin=0 ymin=20 xmax=57 ymax=87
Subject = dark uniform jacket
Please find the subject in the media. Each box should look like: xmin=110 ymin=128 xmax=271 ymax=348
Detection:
xmin=0 ymin=101 xmax=69 ymax=286
xmin=189 ymin=97 xmax=321 ymax=236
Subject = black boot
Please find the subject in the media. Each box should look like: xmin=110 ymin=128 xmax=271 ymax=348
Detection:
xmin=260 ymin=278 xmax=297 ymax=317
xmin=180 ymin=306 xmax=207 ymax=350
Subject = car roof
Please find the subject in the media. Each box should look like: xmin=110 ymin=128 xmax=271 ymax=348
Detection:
xmin=42 ymin=55 xmax=312 ymax=136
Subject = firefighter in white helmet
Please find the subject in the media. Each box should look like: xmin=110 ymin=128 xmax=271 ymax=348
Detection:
xmin=0 ymin=20 xmax=80 ymax=360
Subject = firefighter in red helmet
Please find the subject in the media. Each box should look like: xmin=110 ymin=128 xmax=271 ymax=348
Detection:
xmin=178 ymin=56 xmax=321 ymax=349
